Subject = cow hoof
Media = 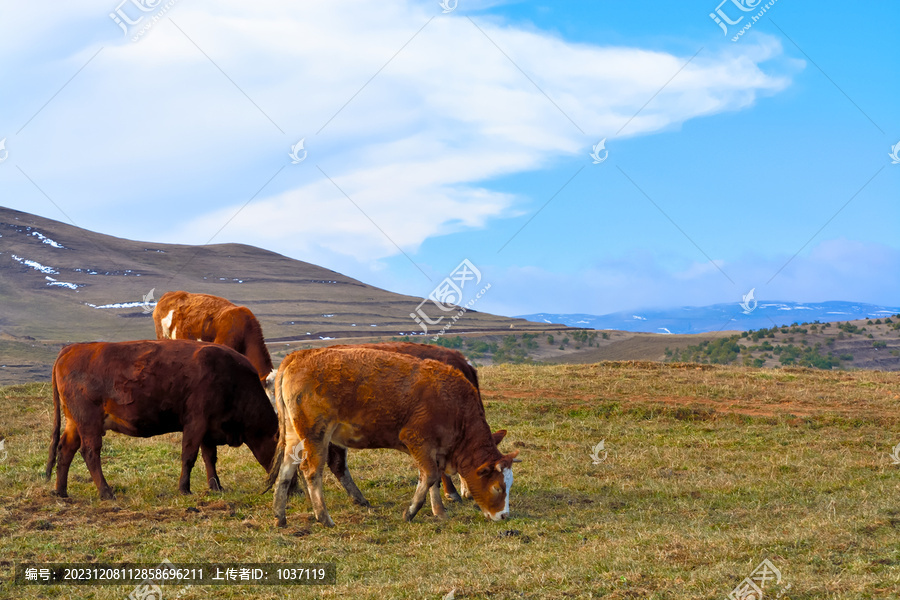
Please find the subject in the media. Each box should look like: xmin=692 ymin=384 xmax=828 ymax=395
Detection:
xmin=402 ymin=508 xmax=415 ymax=522
xmin=52 ymin=490 xmax=68 ymax=498
xmin=276 ymin=517 xmax=287 ymax=528
xmin=445 ymin=493 xmax=463 ymax=503
xmin=100 ymin=492 xmax=115 ymax=501
xmin=352 ymin=498 xmax=372 ymax=508
xmin=179 ymin=488 xmax=192 ymax=495
xmin=318 ymin=517 xmax=335 ymax=528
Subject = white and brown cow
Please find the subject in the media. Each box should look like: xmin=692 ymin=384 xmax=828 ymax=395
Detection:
xmin=152 ymin=291 xmax=275 ymax=394
xmin=326 ymin=341 xmax=486 ymax=503
xmin=266 ymin=347 xmax=518 ymax=527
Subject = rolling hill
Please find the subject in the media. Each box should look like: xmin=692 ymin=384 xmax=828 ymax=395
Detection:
xmin=2 ymin=207 xmax=898 ymax=384
xmin=0 ymin=207 xmax=565 ymax=384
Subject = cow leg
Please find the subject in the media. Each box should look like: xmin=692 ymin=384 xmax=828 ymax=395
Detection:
xmin=429 ymin=482 xmax=448 ymax=518
xmin=441 ymin=474 xmax=463 ymax=503
xmin=178 ymin=427 xmax=204 ymax=495
xmin=201 ymin=444 xmax=223 ymax=492
xmin=403 ymin=463 xmax=442 ymax=522
xmin=399 ymin=435 xmax=443 ymax=522
xmin=274 ymin=436 xmax=301 ymax=528
xmin=80 ymin=431 xmax=114 ymax=500
xmin=294 ymin=425 xmax=335 ymax=528
xmin=459 ymin=476 xmax=472 ymax=499
xmin=54 ymin=424 xmax=81 ymax=498
xmin=328 ymin=445 xmax=371 ymax=508
xmin=302 ymin=444 xmax=334 ymax=528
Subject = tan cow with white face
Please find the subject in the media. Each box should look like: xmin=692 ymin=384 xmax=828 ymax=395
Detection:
xmin=266 ymin=347 xmax=518 ymax=527
xmin=324 ymin=341 xmax=486 ymax=504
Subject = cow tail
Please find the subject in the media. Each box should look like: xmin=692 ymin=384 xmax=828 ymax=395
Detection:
xmin=44 ymin=366 xmax=61 ymax=480
xmin=263 ymin=367 xmax=287 ymax=491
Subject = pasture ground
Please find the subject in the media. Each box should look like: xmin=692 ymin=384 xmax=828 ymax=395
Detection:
xmin=1 ymin=362 xmax=899 ymax=599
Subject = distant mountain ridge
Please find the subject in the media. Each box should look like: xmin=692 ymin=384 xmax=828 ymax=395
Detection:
xmin=520 ymin=301 xmax=900 ymax=335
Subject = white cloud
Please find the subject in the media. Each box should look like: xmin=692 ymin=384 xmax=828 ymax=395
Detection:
xmin=2 ymin=1 xmax=794 ymax=266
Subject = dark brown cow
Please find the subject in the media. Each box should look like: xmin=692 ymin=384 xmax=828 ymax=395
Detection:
xmin=152 ymin=291 xmax=275 ymax=389
xmin=329 ymin=341 xmax=484 ymax=503
xmin=44 ymin=340 xmax=278 ymax=499
xmin=267 ymin=347 xmax=518 ymax=527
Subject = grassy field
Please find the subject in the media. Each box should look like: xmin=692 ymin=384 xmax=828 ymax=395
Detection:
xmin=1 ymin=362 xmax=899 ymax=599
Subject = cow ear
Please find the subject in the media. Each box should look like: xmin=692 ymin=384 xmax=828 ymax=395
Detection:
xmin=492 ymin=430 xmax=507 ymax=444
xmin=502 ymin=450 xmax=520 ymax=467
xmin=476 ymin=461 xmax=494 ymax=478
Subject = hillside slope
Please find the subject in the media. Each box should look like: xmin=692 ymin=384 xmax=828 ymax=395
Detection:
xmin=0 ymin=207 xmax=563 ymax=383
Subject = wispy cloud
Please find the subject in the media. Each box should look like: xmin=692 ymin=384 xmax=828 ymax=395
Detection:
xmin=1 ymin=2 xmax=795 ymax=267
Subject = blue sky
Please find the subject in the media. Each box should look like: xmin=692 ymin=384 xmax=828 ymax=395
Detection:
xmin=1 ymin=0 xmax=897 ymax=318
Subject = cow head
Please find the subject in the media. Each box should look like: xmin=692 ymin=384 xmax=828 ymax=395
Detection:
xmin=470 ymin=450 xmax=519 ymax=521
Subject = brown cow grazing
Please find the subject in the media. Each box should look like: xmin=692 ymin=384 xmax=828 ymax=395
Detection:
xmin=267 ymin=347 xmax=518 ymax=527
xmin=44 ymin=340 xmax=278 ymax=499
xmin=152 ymin=291 xmax=275 ymax=392
xmin=327 ymin=341 xmax=484 ymax=503
xmin=353 ymin=342 xmax=479 ymax=391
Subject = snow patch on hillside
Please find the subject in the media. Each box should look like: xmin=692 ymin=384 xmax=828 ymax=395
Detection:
xmin=10 ymin=255 xmax=58 ymax=274
xmin=31 ymin=231 xmax=65 ymax=248
xmin=86 ymin=301 xmax=147 ymax=309
xmin=45 ymin=276 xmax=81 ymax=289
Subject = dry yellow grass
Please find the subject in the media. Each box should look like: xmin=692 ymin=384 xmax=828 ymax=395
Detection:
xmin=1 ymin=362 xmax=899 ymax=598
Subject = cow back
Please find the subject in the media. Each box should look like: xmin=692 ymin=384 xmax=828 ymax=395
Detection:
xmin=279 ymin=347 xmax=486 ymax=453
xmin=54 ymin=340 xmax=276 ymax=440
xmin=152 ymin=291 xmax=273 ymax=380
xmin=350 ymin=342 xmax=479 ymax=391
